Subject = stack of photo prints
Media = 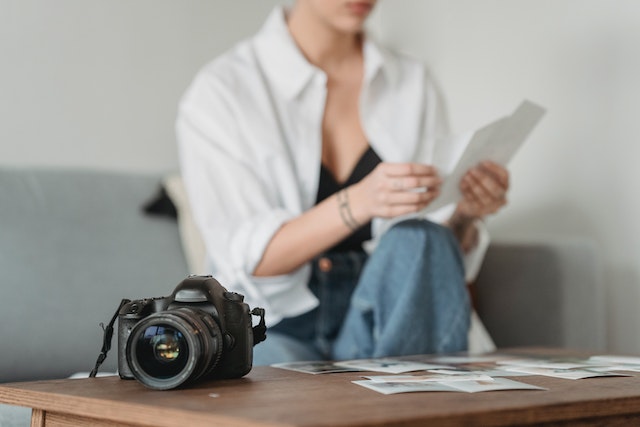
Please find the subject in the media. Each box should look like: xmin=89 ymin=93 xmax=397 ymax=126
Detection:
xmin=272 ymin=354 xmax=640 ymax=395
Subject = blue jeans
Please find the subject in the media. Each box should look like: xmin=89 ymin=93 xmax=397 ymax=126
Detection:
xmin=253 ymin=219 xmax=470 ymax=364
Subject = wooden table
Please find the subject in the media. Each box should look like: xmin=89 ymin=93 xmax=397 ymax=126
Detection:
xmin=2 ymin=348 xmax=640 ymax=427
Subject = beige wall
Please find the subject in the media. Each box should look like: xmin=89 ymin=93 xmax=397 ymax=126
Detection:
xmin=2 ymin=0 xmax=639 ymax=352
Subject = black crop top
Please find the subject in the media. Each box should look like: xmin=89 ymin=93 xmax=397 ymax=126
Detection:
xmin=315 ymin=147 xmax=382 ymax=252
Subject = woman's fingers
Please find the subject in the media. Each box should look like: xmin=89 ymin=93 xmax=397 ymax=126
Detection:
xmin=376 ymin=190 xmax=441 ymax=217
xmin=381 ymin=162 xmax=439 ymax=178
xmin=459 ymin=162 xmax=509 ymax=216
xmin=381 ymin=186 xmax=440 ymax=205
xmin=380 ymin=163 xmax=442 ymax=192
xmin=480 ymin=161 xmax=509 ymax=187
xmin=355 ymin=162 xmax=442 ymax=219
xmin=388 ymin=175 xmax=442 ymax=192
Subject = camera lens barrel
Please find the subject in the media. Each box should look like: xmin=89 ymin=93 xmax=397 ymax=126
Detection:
xmin=125 ymin=307 xmax=223 ymax=390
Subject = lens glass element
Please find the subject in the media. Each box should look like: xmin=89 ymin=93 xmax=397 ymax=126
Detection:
xmin=135 ymin=324 xmax=189 ymax=379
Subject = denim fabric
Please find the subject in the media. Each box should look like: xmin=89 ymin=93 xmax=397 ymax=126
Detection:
xmin=253 ymin=219 xmax=470 ymax=365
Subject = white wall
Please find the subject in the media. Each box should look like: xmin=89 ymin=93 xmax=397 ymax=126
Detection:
xmin=2 ymin=1 xmax=639 ymax=353
xmin=373 ymin=0 xmax=640 ymax=353
xmin=0 ymin=0 xmax=282 ymax=172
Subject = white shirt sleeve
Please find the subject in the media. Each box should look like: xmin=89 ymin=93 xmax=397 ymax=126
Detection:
xmin=463 ymin=219 xmax=491 ymax=282
xmin=176 ymin=70 xmax=317 ymax=325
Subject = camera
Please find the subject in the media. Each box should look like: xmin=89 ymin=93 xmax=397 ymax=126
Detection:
xmin=113 ymin=275 xmax=266 ymax=390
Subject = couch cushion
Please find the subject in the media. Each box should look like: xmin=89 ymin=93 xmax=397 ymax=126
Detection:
xmin=162 ymin=173 xmax=207 ymax=274
xmin=0 ymin=167 xmax=189 ymax=382
xmin=474 ymin=239 xmax=606 ymax=350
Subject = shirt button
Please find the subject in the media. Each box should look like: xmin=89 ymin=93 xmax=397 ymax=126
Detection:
xmin=318 ymin=257 xmax=333 ymax=272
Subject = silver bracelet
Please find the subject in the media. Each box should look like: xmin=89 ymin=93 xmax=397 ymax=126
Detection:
xmin=337 ymin=189 xmax=360 ymax=231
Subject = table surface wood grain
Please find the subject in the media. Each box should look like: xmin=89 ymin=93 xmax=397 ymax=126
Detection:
xmin=2 ymin=348 xmax=640 ymax=427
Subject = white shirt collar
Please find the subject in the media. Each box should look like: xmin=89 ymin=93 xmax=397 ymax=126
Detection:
xmin=252 ymin=6 xmax=396 ymax=100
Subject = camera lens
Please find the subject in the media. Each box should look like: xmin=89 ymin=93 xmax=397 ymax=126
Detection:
xmin=136 ymin=325 xmax=189 ymax=379
xmin=152 ymin=329 xmax=181 ymax=362
xmin=126 ymin=308 xmax=223 ymax=390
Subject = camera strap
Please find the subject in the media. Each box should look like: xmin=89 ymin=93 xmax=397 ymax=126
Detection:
xmin=89 ymin=298 xmax=130 ymax=378
xmin=251 ymin=307 xmax=267 ymax=345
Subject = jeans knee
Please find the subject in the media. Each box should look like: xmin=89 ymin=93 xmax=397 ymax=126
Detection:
xmin=380 ymin=219 xmax=453 ymax=249
xmin=369 ymin=218 xmax=464 ymax=285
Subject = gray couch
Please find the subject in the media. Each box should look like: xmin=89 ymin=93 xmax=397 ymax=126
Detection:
xmin=1 ymin=167 xmax=190 ymax=383
xmin=0 ymin=167 xmax=606 ymax=425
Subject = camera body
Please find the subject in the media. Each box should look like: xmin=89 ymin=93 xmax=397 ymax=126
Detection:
xmin=117 ymin=275 xmax=264 ymax=390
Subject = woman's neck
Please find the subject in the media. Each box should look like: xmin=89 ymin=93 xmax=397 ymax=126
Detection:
xmin=287 ymin=5 xmax=363 ymax=77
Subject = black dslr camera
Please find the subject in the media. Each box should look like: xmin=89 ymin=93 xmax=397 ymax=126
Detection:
xmin=90 ymin=275 xmax=266 ymax=390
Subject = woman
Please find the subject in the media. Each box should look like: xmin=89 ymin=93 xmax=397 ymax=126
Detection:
xmin=177 ymin=0 xmax=509 ymax=364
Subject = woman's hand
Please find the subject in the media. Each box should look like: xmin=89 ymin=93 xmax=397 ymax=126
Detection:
xmin=446 ymin=161 xmax=509 ymax=253
xmin=349 ymin=162 xmax=442 ymax=223
xmin=456 ymin=161 xmax=509 ymax=219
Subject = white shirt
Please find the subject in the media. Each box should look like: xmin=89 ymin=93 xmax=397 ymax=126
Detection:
xmin=176 ymin=7 xmax=489 ymax=326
